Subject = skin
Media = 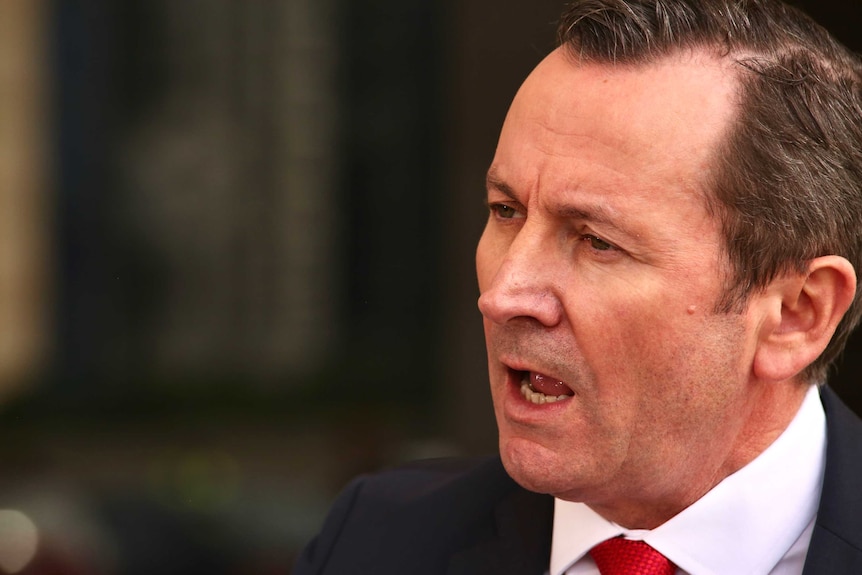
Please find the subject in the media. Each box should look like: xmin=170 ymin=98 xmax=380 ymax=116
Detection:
xmin=475 ymin=48 xmax=812 ymax=529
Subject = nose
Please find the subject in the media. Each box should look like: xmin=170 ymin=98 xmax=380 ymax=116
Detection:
xmin=477 ymin=228 xmax=564 ymax=327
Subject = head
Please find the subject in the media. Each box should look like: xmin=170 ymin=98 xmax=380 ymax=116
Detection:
xmin=476 ymin=0 xmax=861 ymax=527
xmin=557 ymin=0 xmax=862 ymax=382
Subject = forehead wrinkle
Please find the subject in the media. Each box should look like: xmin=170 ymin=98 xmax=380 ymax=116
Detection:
xmin=486 ymin=168 xmax=550 ymax=211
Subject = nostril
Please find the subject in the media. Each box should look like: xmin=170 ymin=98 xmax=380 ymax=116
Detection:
xmin=478 ymin=283 xmax=562 ymax=328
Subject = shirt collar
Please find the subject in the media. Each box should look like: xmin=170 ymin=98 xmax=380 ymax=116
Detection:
xmin=550 ymin=385 xmax=826 ymax=575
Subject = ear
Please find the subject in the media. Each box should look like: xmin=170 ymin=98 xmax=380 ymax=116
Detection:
xmin=753 ymin=256 xmax=857 ymax=382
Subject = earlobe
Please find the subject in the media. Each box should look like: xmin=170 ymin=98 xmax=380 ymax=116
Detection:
xmin=753 ymin=256 xmax=857 ymax=382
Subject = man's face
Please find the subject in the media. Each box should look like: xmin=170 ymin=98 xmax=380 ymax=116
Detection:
xmin=477 ymin=49 xmax=768 ymax=526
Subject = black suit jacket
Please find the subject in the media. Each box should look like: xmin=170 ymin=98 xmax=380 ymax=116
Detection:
xmin=294 ymin=387 xmax=862 ymax=574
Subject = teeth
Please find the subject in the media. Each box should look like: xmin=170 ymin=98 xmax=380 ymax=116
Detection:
xmin=520 ymin=382 xmax=571 ymax=405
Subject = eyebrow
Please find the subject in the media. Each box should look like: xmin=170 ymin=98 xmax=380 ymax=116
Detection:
xmin=485 ymin=168 xmax=627 ymax=232
xmin=485 ymin=170 xmax=517 ymax=202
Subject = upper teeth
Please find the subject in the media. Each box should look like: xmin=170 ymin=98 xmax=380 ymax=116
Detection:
xmin=520 ymin=382 xmax=570 ymax=405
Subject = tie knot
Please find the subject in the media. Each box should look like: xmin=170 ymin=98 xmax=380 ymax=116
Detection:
xmin=590 ymin=537 xmax=676 ymax=575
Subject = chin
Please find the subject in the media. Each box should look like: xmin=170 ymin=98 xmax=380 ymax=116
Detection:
xmin=499 ymin=435 xmax=593 ymax=499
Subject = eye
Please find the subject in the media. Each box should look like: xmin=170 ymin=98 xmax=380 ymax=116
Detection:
xmin=584 ymin=234 xmax=615 ymax=251
xmin=489 ymin=203 xmax=523 ymax=220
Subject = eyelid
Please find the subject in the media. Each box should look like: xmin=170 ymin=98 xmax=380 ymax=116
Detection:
xmin=579 ymin=231 xmax=628 ymax=260
xmin=488 ymin=200 xmax=526 ymax=220
xmin=583 ymin=233 xmax=616 ymax=250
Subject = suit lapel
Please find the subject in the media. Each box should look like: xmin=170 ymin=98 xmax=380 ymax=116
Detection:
xmin=447 ymin=482 xmax=553 ymax=575
xmin=802 ymin=386 xmax=862 ymax=574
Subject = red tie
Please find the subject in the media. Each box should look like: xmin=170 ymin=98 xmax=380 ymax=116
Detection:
xmin=590 ymin=537 xmax=676 ymax=575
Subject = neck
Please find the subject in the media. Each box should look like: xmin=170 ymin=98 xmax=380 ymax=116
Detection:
xmin=588 ymin=381 xmax=810 ymax=529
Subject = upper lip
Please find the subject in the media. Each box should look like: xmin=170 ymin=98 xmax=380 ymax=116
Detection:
xmin=499 ymin=356 xmax=568 ymax=386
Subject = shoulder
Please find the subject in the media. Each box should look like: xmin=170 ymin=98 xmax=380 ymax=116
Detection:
xmin=320 ymin=455 xmax=519 ymax=531
xmin=804 ymin=386 xmax=862 ymax=573
xmin=293 ymin=455 xmax=524 ymax=574
xmin=820 ymin=384 xmax=862 ymax=476
xmin=346 ymin=455 xmax=517 ymax=506
xmin=820 ymin=385 xmax=862 ymax=435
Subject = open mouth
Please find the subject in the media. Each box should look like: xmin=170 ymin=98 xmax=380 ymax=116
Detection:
xmin=517 ymin=370 xmax=574 ymax=405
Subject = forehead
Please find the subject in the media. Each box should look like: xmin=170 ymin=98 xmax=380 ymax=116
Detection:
xmin=494 ymin=48 xmax=739 ymax=203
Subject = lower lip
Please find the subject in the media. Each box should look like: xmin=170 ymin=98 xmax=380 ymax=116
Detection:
xmin=502 ymin=370 xmax=573 ymax=421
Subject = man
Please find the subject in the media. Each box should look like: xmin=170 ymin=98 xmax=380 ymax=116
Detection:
xmin=294 ymin=0 xmax=862 ymax=573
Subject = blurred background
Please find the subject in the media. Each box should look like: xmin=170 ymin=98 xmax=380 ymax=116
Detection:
xmin=0 ymin=0 xmax=860 ymax=573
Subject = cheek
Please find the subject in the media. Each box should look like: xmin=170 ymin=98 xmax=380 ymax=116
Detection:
xmin=570 ymin=290 xmax=711 ymax=393
xmin=596 ymin=304 xmax=747 ymax=419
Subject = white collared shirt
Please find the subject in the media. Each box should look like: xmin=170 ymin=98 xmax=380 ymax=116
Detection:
xmin=550 ymin=385 xmax=826 ymax=575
